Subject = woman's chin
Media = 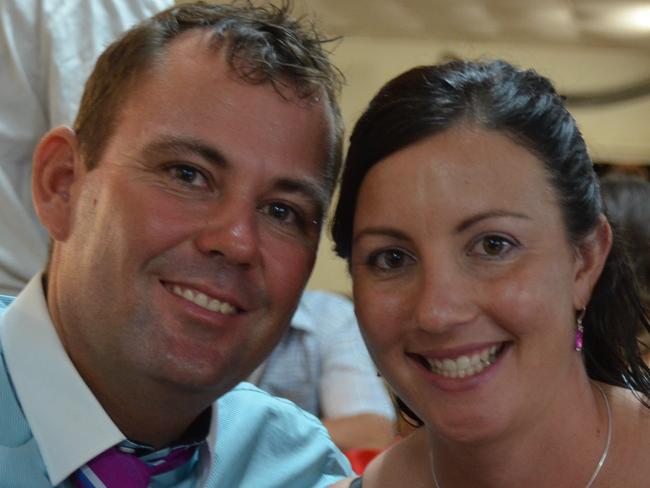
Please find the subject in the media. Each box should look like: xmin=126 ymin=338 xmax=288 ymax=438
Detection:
xmin=423 ymin=405 xmax=513 ymax=446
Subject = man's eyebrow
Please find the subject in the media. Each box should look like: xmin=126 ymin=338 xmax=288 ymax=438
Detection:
xmin=274 ymin=178 xmax=329 ymax=221
xmin=142 ymin=136 xmax=329 ymax=219
xmin=141 ymin=136 xmax=229 ymax=168
xmin=456 ymin=210 xmax=530 ymax=233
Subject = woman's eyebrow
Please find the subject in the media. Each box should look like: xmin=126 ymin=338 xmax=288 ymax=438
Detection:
xmin=353 ymin=227 xmax=410 ymax=246
xmin=455 ymin=210 xmax=530 ymax=234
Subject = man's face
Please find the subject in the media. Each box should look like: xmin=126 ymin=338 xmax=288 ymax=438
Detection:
xmin=47 ymin=31 xmax=334 ymax=400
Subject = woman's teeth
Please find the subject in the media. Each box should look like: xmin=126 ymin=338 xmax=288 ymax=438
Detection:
xmin=421 ymin=345 xmax=501 ymax=378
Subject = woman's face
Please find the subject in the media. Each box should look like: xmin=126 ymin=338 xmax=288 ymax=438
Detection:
xmin=351 ymin=124 xmax=600 ymax=443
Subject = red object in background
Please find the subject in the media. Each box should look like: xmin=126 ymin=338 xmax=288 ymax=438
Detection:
xmin=344 ymin=449 xmax=382 ymax=474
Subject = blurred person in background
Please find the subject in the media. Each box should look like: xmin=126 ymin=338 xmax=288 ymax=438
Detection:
xmin=0 ymin=0 xmax=173 ymax=296
xmin=250 ymin=290 xmax=396 ymax=453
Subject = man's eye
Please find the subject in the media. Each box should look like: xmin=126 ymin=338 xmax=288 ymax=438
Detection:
xmin=168 ymin=164 xmax=208 ymax=188
xmin=368 ymin=249 xmax=413 ymax=271
xmin=261 ymin=202 xmax=300 ymax=225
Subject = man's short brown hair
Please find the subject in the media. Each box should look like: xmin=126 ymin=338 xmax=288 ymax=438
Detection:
xmin=73 ymin=1 xmax=344 ymax=195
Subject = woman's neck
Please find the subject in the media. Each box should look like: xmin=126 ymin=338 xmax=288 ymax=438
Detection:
xmin=426 ymin=378 xmax=610 ymax=488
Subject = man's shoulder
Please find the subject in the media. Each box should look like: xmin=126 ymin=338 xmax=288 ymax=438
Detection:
xmin=0 ymin=294 xmax=39 ymax=449
xmin=0 ymin=295 xmax=15 ymax=314
xmin=218 ymin=382 xmax=325 ymax=429
xmin=211 ymin=382 xmax=352 ymax=486
xmin=0 ymin=316 xmax=35 ymax=449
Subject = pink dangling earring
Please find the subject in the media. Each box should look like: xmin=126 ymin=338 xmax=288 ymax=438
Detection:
xmin=575 ymin=308 xmax=586 ymax=352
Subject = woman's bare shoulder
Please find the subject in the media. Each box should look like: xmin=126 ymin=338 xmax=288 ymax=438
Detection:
xmin=598 ymin=383 xmax=650 ymax=485
xmin=361 ymin=429 xmax=432 ymax=488
xmin=605 ymin=383 xmax=650 ymax=427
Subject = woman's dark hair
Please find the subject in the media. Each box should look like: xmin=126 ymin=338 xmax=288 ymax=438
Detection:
xmin=601 ymin=174 xmax=650 ymax=335
xmin=332 ymin=60 xmax=650 ymax=424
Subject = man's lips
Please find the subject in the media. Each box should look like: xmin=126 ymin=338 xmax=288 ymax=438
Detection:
xmin=162 ymin=282 xmax=241 ymax=315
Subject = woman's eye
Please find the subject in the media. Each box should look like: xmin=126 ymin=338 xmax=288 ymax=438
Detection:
xmin=369 ymin=249 xmax=413 ymax=271
xmin=471 ymin=235 xmax=516 ymax=258
xmin=168 ymin=164 xmax=208 ymax=188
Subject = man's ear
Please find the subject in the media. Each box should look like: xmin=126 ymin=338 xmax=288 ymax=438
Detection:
xmin=32 ymin=127 xmax=83 ymax=241
xmin=573 ymin=215 xmax=613 ymax=310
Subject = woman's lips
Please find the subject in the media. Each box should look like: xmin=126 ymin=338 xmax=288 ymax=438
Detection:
xmin=410 ymin=342 xmax=508 ymax=379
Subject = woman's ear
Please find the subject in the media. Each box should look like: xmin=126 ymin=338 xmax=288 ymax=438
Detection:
xmin=32 ymin=126 xmax=83 ymax=242
xmin=573 ymin=214 xmax=613 ymax=310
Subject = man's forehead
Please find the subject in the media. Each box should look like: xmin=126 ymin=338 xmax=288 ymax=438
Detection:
xmin=109 ymin=28 xmax=336 ymax=201
xmin=163 ymin=27 xmax=223 ymax=61
xmin=159 ymin=28 xmax=330 ymax=108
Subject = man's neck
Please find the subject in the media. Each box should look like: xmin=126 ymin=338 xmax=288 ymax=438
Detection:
xmin=93 ymin=377 xmax=214 ymax=449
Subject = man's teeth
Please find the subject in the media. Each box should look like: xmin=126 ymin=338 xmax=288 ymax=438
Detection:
xmin=424 ymin=345 xmax=500 ymax=378
xmin=172 ymin=285 xmax=237 ymax=315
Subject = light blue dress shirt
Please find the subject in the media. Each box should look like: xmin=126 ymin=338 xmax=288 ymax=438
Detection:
xmin=0 ymin=278 xmax=352 ymax=487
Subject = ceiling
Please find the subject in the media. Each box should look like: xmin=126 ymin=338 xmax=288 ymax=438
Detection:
xmin=293 ymin=0 xmax=650 ymax=51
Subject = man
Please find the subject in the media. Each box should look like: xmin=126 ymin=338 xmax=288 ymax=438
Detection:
xmin=250 ymin=290 xmax=396 ymax=451
xmin=0 ymin=3 xmax=351 ymax=487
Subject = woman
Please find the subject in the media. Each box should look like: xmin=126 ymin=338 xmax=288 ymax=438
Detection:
xmin=330 ymin=60 xmax=650 ymax=487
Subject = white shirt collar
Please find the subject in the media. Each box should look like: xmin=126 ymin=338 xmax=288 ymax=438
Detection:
xmin=1 ymin=274 xmax=217 ymax=484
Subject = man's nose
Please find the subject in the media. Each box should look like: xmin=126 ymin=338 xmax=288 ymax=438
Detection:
xmin=193 ymin=201 xmax=260 ymax=267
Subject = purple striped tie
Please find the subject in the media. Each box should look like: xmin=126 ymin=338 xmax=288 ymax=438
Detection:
xmin=72 ymin=445 xmax=196 ymax=488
